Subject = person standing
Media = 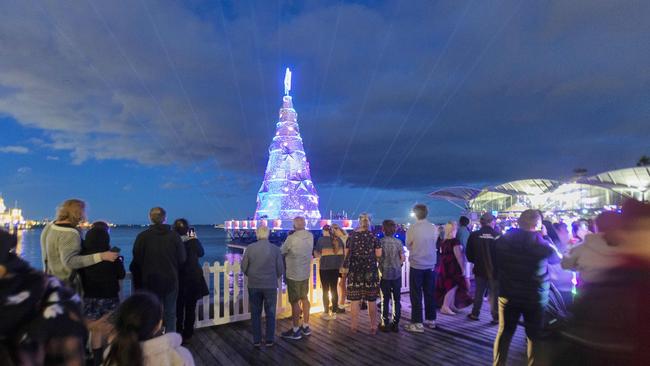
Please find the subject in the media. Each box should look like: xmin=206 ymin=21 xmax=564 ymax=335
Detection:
xmin=493 ymin=210 xmax=561 ymax=366
xmin=378 ymin=219 xmax=405 ymax=332
xmin=79 ymin=221 xmax=126 ymax=365
xmin=435 ymin=223 xmax=472 ymax=315
xmin=130 ymin=207 xmax=186 ymax=333
xmin=40 ymin=199 xmax=118 ymax=292
xmin=172 ymin=219 xmax=209 ymax=344
xmin=405 ymin=204 xmax=439 ymax=332
xmin=314 ymin=225 xmax=345 ymax=320
xmin=280 ymin=217 xmax=314 ymax=340
xmin=331 ymin=223 xmax=349 ymax=310
xmin=457 ymin=216 xmax=472 ymax=287
xmin=242 ymin=226 xmax=284 ymax=347
xmin=466 ymin=213 xmax=500 ymax=323
xmin=344 ymin=213 xmax=382 ymax=334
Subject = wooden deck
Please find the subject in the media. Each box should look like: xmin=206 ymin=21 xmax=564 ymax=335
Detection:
xmin=186 ymin=299 xmax=528 ymax=365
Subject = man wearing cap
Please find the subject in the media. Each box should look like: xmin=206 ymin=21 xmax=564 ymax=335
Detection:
xmin=466 ymin=213 xmax=500 ymax=323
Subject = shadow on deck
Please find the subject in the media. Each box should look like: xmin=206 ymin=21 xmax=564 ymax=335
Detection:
xmin=186 ymin=298 xmax=528 ymax=366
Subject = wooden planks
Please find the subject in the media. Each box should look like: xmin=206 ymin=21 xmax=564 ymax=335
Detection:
xmin=186 ymin=299 xmax=528 ymax=366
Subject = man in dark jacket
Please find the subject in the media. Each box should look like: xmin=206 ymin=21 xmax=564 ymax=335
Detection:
xmin=130 ymin=207 xmax=186 ymax=332
xmin=466 ymin=213 xmax=500 ymax=323
xmin=493 ymin=209 xmax=561 ymax=366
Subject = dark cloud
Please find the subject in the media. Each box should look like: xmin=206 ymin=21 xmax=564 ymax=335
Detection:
xmin=0 ymin=0 xmax=648 ymax=201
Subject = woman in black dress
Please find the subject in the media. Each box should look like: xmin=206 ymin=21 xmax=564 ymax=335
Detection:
xmin=343 ymin=213 xmax=382 ymax=334
xmin=173 ymin=219 xmax=209 ymax=344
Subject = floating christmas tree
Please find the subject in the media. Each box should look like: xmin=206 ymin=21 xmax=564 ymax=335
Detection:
xmin=254 ymin=68 xmax=321 ymax=220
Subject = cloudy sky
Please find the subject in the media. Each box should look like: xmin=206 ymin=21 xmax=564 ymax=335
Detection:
xmin=1 ymin=0 xmax=648 ymax=224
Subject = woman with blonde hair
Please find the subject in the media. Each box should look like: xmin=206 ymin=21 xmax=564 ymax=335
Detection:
xmin=434 ymin=222 xmax=472 ymax=315
xmin=342 ymin=213 xmax=382 ymax=333
xmin=40 ymin=199 xmax=118 ymax=291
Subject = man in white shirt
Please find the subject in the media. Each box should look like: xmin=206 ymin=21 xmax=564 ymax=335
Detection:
xmin=405 ymin=204 xmax=439 ymax=332
xmin=280 ymin=217 xmax=314 ymax=340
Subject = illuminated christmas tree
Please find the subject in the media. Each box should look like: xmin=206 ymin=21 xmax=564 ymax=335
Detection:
xmin=254 ymin=68 xmax=321 ymax=220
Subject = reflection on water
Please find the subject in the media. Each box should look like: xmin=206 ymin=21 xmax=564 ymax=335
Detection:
xmin=14 ymin=226 xmax=235 ymax=270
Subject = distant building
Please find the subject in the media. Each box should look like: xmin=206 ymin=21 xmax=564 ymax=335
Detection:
xmin=0 ymin=195 xmax=27 ymax=229
xmin=429 ymin=167 xmax=650 ymax=219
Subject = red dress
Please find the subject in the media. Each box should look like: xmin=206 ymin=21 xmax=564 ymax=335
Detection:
xmin=434 ymin=239 xmax=473 ymax=308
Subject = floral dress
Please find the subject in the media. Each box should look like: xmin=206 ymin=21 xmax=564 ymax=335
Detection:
xmin=344 ymin=230 xmax=381 ymax=301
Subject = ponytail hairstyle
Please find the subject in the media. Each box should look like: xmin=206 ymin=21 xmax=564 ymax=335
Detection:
xmin=104 ymin=292 xmax=163 ymax=366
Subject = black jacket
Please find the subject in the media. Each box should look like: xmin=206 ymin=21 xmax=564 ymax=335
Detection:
xmin=130 ymin=224 xmax=186 ymax=296
xmin=495 ymin=228 xmax=561 ymax=305
xmin=79 ymin=228 xmax=125 ymax=299
xmin=466 ymin=226 xmax=500 ymax=280
xmin=179 ymin=237 xmax=209 ymax=301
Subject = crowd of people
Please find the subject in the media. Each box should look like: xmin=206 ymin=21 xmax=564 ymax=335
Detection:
xmin=1 ymin=198 xmax=648 ymax=365
xmin=1 ymin=199 xmax=202 ymax=365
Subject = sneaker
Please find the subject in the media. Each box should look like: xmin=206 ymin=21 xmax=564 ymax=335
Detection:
xmin=330 ymin=313 xmax=337 ymax=320
xmin=264 ymin=341 xmax=275 ymax=347
xmin=424 ymin=320 xmax=437 ymax=329
xmin=281 ymin=328 xmax=302 ymax=340
xmin=404 ymin=323 xmax=424 ymax=333
xmin=467 ymin=314 xmax=480 ymax=321
xmin=301 ymin=325 xmax=312 ymax=336
xmin=322 ymin=313 xmax=333 ymax=321
xmin=391 ymin=322 xmax=399 ymax=332
xmin=334 ymin=307 xmax=346 ymax=314
xmin=253 ymin=342 xmax=262 ymax=348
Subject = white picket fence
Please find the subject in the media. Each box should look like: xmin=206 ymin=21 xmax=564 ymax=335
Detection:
xmin=122 ymin=252 xmax=412 ymax=329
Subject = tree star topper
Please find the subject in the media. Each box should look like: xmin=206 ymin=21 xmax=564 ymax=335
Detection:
xmin=284 ymin=67 xmax=292 ymax=96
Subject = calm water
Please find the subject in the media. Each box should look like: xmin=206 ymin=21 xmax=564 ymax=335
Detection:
xmin=15 ymin=225 xmax=240 ymax=270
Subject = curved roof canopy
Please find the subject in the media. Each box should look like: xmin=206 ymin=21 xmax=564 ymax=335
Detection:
xmin=428 ymin=187 xmax=482 ymax=202
xmin=579 ymin=167 xmax=650 ymax=193
xmin=488 ymin=179 xmax=561 ymax=196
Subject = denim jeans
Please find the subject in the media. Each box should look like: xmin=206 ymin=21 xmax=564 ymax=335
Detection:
xmin=471 ymin=276 xmax=499 ymax=320
xmin=248 ymin=288 xmax=278 ymax=343
xmin=320 ymin=270 xmax=340 ymax=312
xmin=161 ymin=289 xmax=178 ymax=333
xmin=380 ymin=278 xmax=401 ymax=324
xmin=409 ymin=268 xmax=436 ymax=323
xmin=493 ymin=297 xmax=544 ymax=366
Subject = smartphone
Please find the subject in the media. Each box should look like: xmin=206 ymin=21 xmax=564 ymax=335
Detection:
xmin=110 ymin=246 xmax=121 ymax=253
xmin=189 ymin=227 xmax=196 ymax=238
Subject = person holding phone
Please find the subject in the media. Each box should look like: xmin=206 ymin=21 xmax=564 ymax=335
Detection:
xmin=173 ymin=219 xmax=209 ymax=344
xmin=79 ymin=221 xmax=126 ymax=365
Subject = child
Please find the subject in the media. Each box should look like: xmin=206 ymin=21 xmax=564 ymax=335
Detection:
xmin=79 ymin=221 xmax=125 ymax=365
xmin=103 ymin=292 xmax=195 ymax=366
xmin=378 ymin=219 xmax=405 ymax=332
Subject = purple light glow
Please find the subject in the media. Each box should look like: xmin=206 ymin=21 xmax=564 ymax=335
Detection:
xmin=254 ymin=69 xmax=321 ymax=221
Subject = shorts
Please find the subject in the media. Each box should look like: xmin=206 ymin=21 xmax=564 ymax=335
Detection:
xmin=83 ymin=297 xmax=120 ymax=320
xmin=286 ymin=278 xmax=309 ymax=304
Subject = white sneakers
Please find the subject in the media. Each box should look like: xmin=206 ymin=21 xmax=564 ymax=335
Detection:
xmin=424 ymin=320 xmax=437 ymax=329
xmin=404 ymin=320 xmax=436 ymax=332
xmin=322 ymin=313 xmax=337 ymax=321
xmin=404 ymin=323 xmax=425 ymax=333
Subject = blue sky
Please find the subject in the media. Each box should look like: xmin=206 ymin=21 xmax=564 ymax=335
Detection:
xmin=0 ymin=0 xmax=648 ymax=224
